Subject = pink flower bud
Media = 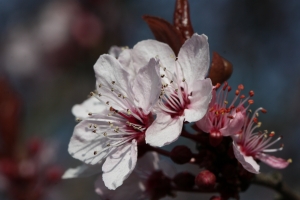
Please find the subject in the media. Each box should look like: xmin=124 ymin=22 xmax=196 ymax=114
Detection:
xmin=195 ymin=170 xmax=216 ymax=191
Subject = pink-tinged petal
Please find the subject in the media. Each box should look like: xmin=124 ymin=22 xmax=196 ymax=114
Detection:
xmin=132 ymin=58 xmax=161 ymax=114
xmin=196 ymin=115 xmax=211 ymax=133
xmin=62 ymin=164 xmax=102 ymax=179
xmin=71 ymin=97 xmax=106 ymax=119
xmin=95 ymin=172 xmax=145 ymax=200
xmin=177 ymin=34 xmax=210 ymax=86
xmin=132 ymin=40 xmax=176 ymax=73
xmin=184 ymin=78 xmax=212 ymax=122
xmin=102 ymin=140 xmax=138 ymax=190
xmin=232 ymin=142 xmax=260 ymax=174
xmin=68 ymin=120 xmax=112 ymax=165
xmin=220 ymin=111 xmax=245 ymax=136
xmin=94 ymin=54 xmax=130 ymax=110
xmin=256 ymin=153 xmax=290 ymax=169
xmin=145 ymin=113 xmax=184 ymax=147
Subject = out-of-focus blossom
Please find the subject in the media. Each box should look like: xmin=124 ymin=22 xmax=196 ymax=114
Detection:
xmin=232 ymin=108 xmax=291 ymax=174
xmin=95 ymin=152 xmax=175 ymax=200
xmin=0 ymin=138 xmax=63 ymax=200
xmin=196 ymin=83 xmax=252 ymax=146
xmin=119 ymin=33 xmax=212 ymax=147
xmin=68 ymin=53 xmax=161 ymax=189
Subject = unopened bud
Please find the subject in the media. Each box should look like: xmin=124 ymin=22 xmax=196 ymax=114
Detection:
xmin=171 ymin=145 xmax=192 ymax=164
xmin=195 ymin=170 xmax=216 ymax=191
xmin=209 ymin=131 xmax=223 ymax=147
xmin=173 ymin=172 xmax=195 ymax=189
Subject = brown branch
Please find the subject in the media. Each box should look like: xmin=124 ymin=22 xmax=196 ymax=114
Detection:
xmin=253 ymin=172 xmax=300 ymax=200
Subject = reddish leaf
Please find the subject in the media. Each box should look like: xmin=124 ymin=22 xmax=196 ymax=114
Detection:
xmin=143 ymin=15 xmax=184 ymax=55
xmin=208 ymin=52 xmax=233 ymax=85
xmin=0 ymin=78 xmax=21 ymax=156
xmin=173 ymin=0 xmax=194 ymax=40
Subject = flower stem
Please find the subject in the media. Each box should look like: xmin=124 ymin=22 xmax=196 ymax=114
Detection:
xmin=181 ymin=129 xmax=200 ymax=141
xmin=253 ymin=172 xmax=300 ymax=200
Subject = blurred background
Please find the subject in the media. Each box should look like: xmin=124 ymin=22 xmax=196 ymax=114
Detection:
xmin=0 ymin=0 xmax=299 ymax=199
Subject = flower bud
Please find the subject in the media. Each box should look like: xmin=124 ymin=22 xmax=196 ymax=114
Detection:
xmin=173 ymin=172 xmax=195 ymax=189
xmin=170 ymin=145 xmax=192 ymax=164
xmin=195 ymin=170 xmax=216 ymax=191
xmin=209 ymin=131 xmax=223 ymax=147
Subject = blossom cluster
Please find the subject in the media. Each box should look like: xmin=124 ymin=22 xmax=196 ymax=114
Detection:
xmin=64 ymin=33 xmax=290 ymax=199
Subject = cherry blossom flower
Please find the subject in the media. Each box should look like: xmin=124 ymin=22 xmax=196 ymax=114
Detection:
xmin=95 ymin=152 xmax=175 ymax=200
xmin=232 ymin=108 xmax=291 ymax=174
xmin=68 ymin=53 xmax=162 ymax=189
xmin=118 ymin=33 xmax=213 ymax=147
xmin=196 ymin=83 xmax=252 ymax=146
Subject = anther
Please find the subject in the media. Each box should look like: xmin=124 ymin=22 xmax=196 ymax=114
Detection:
xmin=112 ymin=81 xmax=115 ymax=84
xmin=94 ymin=151 xmax=98 ymax=155
xmin=92 ymin=130 xmax=96 ymax=133
xmin=269 ymin=131 xmax=275 ymax=137
xmin=118 ymin=94 xmax=122 ymax=97
xmin=238 ymin=84 xmax=244 ymax=90
xmin=240 ymin=95 xmax=245 ymax=99
xmin=215 ymin=83 xmax=221 ymax=89
xmin=111 ymin=88 xmax=114 ymax=92
xmin=107 ymin=144 xmax=110 ymax=147
xmin=182 ymin=78 xmax=186 ymax=82
xmin=98 ymin=93 xmax=102 ymax=97
xmin=248 ymin=99 xmax=254 ymax=104
xmin=170 ymin=80 xmax=174 ymax=84
xmin=106 ymin=101 xmax=109 ymax=105
xmin=224 ymin=101 xmax=228 ymax=104
xmin=103 ymin=132 xmax=107 ymax=136
xmin=261 ymin=108 xmax=267 ymax=113
xmin=76 ymin=118 xmax=82 ymax=122
xmin=257 ymin=122 xmax=262 ymax=127
xmin=227 ymin=86 xmax=232 ymax=92
xmin=88 ymin=113 xmax=92 ymax=116
xmin=287 ymin=159 xmax=292 ymax=163
xmin=161 ymin=74 xmax=165 ymax=78
xmin=235 ymin=90 xmax=240 ymax=96
xmin=227 ymin=115 xmax=234 ymax=119
xmin=98 ymin=84 xmax=102 ymax=88
xmin=90 ymin=92 xmax=94 ymax=96
xmin=163 ymin=67 xmax=166 ymax=71
xmin=249 ymin=90 xmax=254 ymax=97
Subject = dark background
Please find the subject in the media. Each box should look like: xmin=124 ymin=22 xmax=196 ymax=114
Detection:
xmin=0 ymin=0 xmax=299 ymax=199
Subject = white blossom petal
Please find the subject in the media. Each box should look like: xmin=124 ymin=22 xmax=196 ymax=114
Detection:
xmin=184 ymin=78 xmax=212 ymax=122
xmin=132 ymin=40 xmax=176 ymax=73
xmin=71 ymin=97 xmax=106 ymax=119
xmin=68 ymin=120 xmax=112 ymax=165
xmin=232 ymin=142 xmax=260 ymax=174
xmin=146 ymin=113 xmax=184 ymax=147
xmin=95 ymin=172 xmax=145 ymax=200
xmin=132 ymin=58 xmax=161 ymax=114
xmin=102 ymin=140 xmax=138 ymax=190
xmin=178 ymin=34 xmax=209 ymax=86
xmin=62 ymin=164 xmax=102 ymax=179
xmin=94 ymin=54 xmax=131 ymax=110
